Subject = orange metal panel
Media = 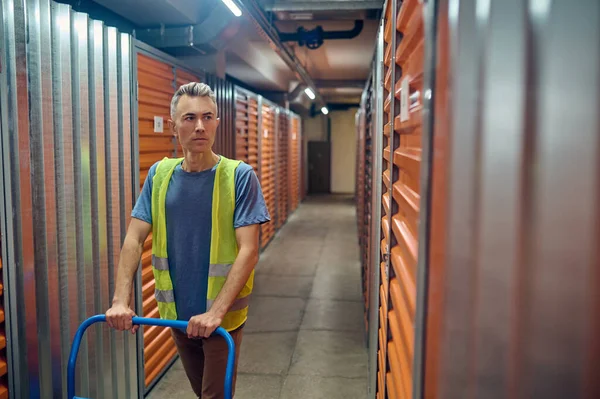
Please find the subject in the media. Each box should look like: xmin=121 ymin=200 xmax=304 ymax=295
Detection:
xmin=277 ymin=112 xmax=289 ymax=227
xmin=260 ymin=104 xmax=277 ymax=247
xmin=378 ymin=1 xmax=424 ymax=395
xmin=137 ymin=53 xmax=179 ymax=387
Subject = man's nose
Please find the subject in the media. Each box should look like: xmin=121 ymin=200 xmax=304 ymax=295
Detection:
xmin=195 ymin=119 xmax=205 ymax=131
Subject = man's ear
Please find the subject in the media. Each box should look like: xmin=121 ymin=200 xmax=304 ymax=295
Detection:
xmin=169 ymin=119 xmax=177 ymax=137
xmin=215 ymin=117 xmax=220 ymax=130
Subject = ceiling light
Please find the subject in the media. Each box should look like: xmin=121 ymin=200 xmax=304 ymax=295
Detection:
xmin=289 ymin=13 xmax=314 ymax=20
xmin=304 ymin=88 xmax=316 ymax=100
xmin=221 ymin=0 xmax=242 ymax=17
xmin=321 ymin=107 xmax=329 ymax=115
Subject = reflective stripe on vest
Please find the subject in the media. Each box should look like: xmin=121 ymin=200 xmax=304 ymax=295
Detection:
xmin=150 ymin=156 xmax=254 ymax=332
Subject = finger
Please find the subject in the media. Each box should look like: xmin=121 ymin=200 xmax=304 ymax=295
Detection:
xmin=187 ymin=322 xmax=196 ymax=338
xmin=118 ymin=316 xmax=126 ymax=331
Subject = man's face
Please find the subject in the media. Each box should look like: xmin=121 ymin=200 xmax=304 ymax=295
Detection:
xmin=171 ymin=95 xmax=219 ymax=153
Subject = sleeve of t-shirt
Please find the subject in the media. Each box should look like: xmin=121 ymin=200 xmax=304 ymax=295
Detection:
xmin=234 ymin=162 xmax=271 ymax=229
xmin=131 ymin=161 xmax=159 ymax=225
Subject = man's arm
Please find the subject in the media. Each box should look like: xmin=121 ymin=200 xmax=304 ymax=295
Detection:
xmin=106 ymin=218 xmax=152 ymax=333
xmin=186 ymin=223 xmax=260 ymax=338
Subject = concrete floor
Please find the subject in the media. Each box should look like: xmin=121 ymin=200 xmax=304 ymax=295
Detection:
xmin=147 ymin=195 xmax=368 ymax=398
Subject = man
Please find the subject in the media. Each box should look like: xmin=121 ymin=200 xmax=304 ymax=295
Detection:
xmin=106 ymin=82 xmax=270 ymax=398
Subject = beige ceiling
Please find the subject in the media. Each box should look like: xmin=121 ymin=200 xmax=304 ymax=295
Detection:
xmin=277 ymin=20 xmax=379 ymax=80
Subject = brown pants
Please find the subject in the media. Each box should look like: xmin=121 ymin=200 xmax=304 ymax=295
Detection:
xmin=171 ymin=327 xmax=244 ymax=398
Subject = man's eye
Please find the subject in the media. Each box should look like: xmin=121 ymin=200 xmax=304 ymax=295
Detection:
xmin=185 ymin=116 xmax=194 ymax=121
xmin=203 ymin=116 xmax=212 ymax=121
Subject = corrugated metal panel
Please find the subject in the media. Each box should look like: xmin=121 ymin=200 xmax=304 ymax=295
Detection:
xmin=377 ymin=0 xmax=427 ymax=396
xmin=430 ymin=0 xmax=600 ymax=397
xmin=206 ymin=74 xmax=236 ymax=159
xmin=260 ymin=102 xmax=277 ymax=248
xmin=136 ymin=53 xmax=180 ymax=389
xmin=137 ymin=54 xmax=175 ymax=186
xmin=0 ymin=1 xmax=138 ymax=397
xmin=289 ymin=115 xmax=301 ymax=212
xmin=234 ymin=87 xmax=259 ymax=174
xmin=378 ymin=0 xmax=395 ymax=397
xmin=277 ymin=110 xmax=289 ymax=227
xmin=357 ymin=77 xmax=375 ymax=334
xmin=389 ymin=0 xmax=424 ymax=397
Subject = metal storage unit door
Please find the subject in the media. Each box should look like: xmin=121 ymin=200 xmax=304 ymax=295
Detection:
xmin=234 ymin=88 xmax=260 ymax=174
xmin=137 ymin=53 xmax=178 ymax=388
xmin=277 ymin=111 xmax=289 ymax=227
xmin=380 ymin=0 xmax=425 ymax=397
xmin=378 ymin=0 xmax=394 ymax=396
xmin=289 ymin=116 xmax=301 ymax=212
xmin=260 ymin=102 xmax=277 ymax=247
xmin=357 ymin=78 xmax=375 ymax=334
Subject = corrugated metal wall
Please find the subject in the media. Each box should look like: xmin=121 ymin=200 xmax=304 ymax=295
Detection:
xmin=260 ymin=101 xmax=277 ymax=248
xmin=235 ymin=87 xmax=260 ymax=174
xmin=357 ymin=0 xmax=600 ymax=397
xmin=289 ymin=115 xmax=301 ymax=213
xmin=431 ymin=0 xmax=600 ymax=397
xmin=0 ymin=1 xmax=138 ymax=397
xmin=206 ymin=73 xmax=236 ymax=159
xmin=277 ymin=110 xmax=289 ymax=227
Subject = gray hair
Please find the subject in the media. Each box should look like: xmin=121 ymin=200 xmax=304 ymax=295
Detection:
xmin=170 ymin=82 xmax=217 ymax=118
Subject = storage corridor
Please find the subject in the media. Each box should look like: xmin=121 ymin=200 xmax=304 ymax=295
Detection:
xmin=148 ymin=195 xmax=368 ymax=398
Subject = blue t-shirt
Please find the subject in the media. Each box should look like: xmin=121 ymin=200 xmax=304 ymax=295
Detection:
xmin=131 ymin=157 xmax=270 ymax=322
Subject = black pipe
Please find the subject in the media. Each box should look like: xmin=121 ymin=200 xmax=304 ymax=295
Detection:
xmin=279 ymin=20 xmax=364 ymax=50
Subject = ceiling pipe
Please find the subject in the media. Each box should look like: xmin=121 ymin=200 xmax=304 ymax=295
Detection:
xmin=278 ymin=20 xmax=364 ymax=50
xmin=235 ymin=0 xmax=326 ymax=108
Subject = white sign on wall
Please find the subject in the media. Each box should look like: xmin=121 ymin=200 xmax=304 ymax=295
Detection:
xmin=154 ymin=116 xmax=164 ymax=133
xmin=400 ymin=77 xmax=410 ymax=122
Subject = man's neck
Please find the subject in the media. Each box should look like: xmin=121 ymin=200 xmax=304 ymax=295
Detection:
xmin=181 ymin=150 xmax=219 ymax=172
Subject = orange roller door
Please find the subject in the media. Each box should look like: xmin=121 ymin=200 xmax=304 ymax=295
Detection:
xmin=234 ymin=89 xmax=259 ymax=175
xmin=137 ymin=53 xmax=179 ymax=388
xmin=277 ymin=111 xmax=289 ymax=227
xmin=377 ymin=0 xmax=395 ymax=396
xmin=378 ymin=0 xmax=424 ymax=396
xmin=289 ymin=116 xmax=300 ymax=212
xmin=260 ymin=104 xmax=276 ymax=248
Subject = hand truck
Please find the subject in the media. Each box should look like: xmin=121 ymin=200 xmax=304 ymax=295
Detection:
xmin=67 ymin=315 xmax=235 ymax=399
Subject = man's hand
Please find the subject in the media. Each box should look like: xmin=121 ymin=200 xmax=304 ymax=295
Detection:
xmin=106 ymin=303 xmax=138 ymax=334
xmin=187 ymin=311 xmax=223 ymax=339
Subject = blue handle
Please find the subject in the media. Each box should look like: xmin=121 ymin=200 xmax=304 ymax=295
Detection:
xmin=67 ymin=315 xmax=235 ymax=399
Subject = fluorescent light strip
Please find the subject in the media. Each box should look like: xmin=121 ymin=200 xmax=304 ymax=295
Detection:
xmin=321 ymin=107 xmax=329 ymax=115
xmin=304 ymin=88 xmax=316 ymax=100
xmin=221 ymin=0 xmax=242 ymax=17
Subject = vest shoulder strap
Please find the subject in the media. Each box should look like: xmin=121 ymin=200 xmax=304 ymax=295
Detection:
xmin=217 ymin=155 xmax=242 ymax=172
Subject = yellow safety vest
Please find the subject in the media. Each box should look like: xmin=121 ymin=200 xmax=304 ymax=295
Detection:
xmin=150 ymin=155 xmax=254 ymax=332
